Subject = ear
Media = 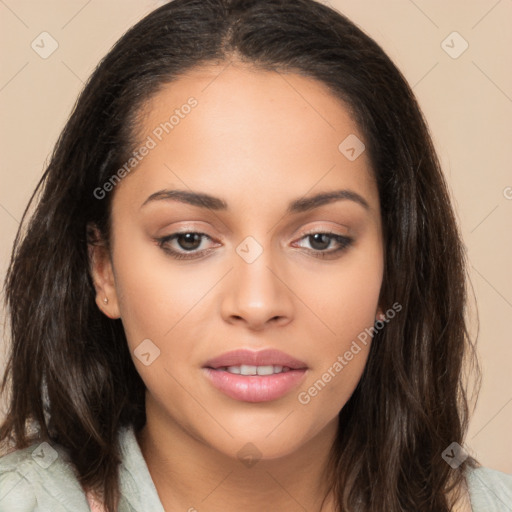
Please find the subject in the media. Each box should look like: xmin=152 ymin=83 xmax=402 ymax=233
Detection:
xmin=87 ymin=224 xmax=121 ymax=319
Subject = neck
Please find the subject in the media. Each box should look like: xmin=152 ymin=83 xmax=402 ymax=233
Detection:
xmin=137 ymin=400 xmax=338 ymax=512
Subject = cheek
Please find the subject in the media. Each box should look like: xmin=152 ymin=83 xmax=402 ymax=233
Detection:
xmin=294 ymin=238 xmax=383 ymax=415
xmin=301 ymin=237 xmax=383 ymax=354
xmin=111 ymin=229 xmax=218 ymax=347
xmin=110 ymin=242 xmax=213 ymax=414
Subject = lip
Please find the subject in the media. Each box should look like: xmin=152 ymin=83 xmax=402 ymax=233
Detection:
xmin=202 ymin=348 xmax=308 ymax=370
xmin=202 ymin=348 xmax=308 ymax=403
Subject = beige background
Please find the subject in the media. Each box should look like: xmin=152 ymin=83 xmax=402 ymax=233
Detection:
xmin=0 ymin=0 xmax=511 ymax=472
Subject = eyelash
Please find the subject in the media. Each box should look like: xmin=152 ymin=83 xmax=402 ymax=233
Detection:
xmin=155 ymin=230 xmax=353 ymax=261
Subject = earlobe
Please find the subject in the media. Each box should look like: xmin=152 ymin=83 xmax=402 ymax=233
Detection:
xmin=87 ymin=233 xmax=121 ymax=319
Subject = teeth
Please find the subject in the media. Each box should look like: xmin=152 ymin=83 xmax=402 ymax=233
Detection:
xmin=222 ymin=365 xmax=291 ymax=375
xmin=256 ymin=365 xmax=274 ymax=376
xmin=241 ymin=364 xmax=257 ymax=375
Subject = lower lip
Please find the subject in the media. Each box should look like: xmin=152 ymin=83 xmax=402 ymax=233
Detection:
xmin=202 ymin=368 xmax=307 ymax=402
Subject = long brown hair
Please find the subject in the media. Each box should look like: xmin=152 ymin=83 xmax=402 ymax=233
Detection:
xmin=1 ymin=1 xmax=481 ymax=510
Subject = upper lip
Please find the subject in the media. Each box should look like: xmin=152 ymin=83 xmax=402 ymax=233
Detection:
xmin=203 ymin=349 xmax=308 ymax=370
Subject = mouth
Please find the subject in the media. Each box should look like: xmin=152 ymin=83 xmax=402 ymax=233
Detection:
xmin=209 ymin=364 xmax=296 ymax=375
xmin=202 ymin=348 xmax=308 ymax=403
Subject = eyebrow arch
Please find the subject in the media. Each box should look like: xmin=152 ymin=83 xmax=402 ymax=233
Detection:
xmin=140 ymin=188 xmax=370 ymax=213
xmin=288 ymin=189 xmax=369 ymax=213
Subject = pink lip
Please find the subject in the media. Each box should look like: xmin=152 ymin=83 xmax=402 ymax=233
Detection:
xmin=203 ymin=348 xmax=308 ymax=370
xmin=202 ymin=349 xmax=308 ymax=403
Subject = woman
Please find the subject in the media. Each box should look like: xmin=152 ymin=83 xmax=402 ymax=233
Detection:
xmin=1 ymin=0 xmax=511 ymax=511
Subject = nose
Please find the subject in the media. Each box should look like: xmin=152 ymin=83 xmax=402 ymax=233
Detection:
xmin=220 ymin=242 xmax=294 ymax=330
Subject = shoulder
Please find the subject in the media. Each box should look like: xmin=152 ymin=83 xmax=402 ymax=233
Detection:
xmin=0 ymin=439 xmax=91 ymax=512
xmin=465 ymin=465 xmax=512 ymax=511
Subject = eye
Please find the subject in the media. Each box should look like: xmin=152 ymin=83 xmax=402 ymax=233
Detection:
xmin=155 ymin=232 xmax=217 ymax=260
xmin=293 ymin=231 xmax=353 ymax=259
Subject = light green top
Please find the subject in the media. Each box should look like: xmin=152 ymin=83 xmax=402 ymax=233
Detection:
xmin=1 ymin=426 xmax=511 ymax=511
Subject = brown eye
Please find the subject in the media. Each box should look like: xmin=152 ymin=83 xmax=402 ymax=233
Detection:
xmin=294 ymin=231 xmax=353 ymax=259
xmin=175 ymin=233 xmax=203 ymax=251
xmin=308 ymin=233 xmax=332 ymax=251
xmin=156 ymin=232 xmax=215 ymax=260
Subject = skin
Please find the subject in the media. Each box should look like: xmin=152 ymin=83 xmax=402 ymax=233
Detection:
xmin=89 ymin=60 xmax=386 ymax=511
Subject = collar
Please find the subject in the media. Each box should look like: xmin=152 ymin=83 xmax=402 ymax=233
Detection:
xmin=117 ymin=425 xmax=166 ymax=512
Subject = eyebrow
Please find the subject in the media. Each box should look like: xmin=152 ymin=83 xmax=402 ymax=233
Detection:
xmin=140 ymin=188 xmax=370 ymax=213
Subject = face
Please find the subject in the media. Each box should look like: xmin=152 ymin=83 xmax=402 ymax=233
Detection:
xmin=90 ymin=61 xmax=384 ymax=461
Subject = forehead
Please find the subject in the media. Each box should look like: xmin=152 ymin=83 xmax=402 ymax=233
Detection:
xmin=113 ymin=62 xmax=378 ymax=212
